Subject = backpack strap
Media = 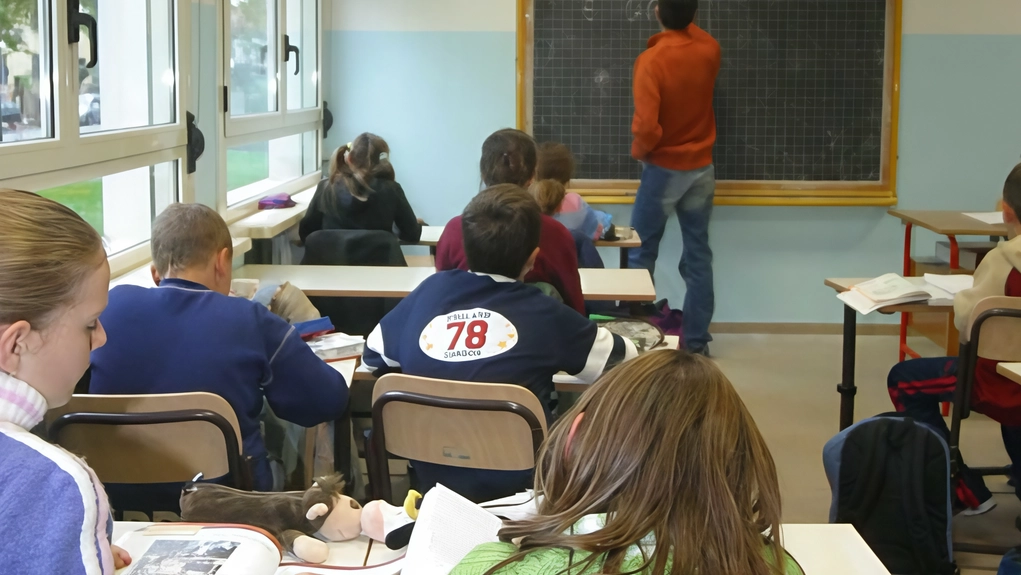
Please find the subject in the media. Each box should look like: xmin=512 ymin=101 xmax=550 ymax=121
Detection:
xmin=841 ymin=422 xmax=891 ymax=525
xmin=900 ymin=421 xmax=957 ymax=575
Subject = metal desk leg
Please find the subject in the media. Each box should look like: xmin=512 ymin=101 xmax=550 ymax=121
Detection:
xmin=839 ymin=304 xmax=858 ymax=430
xmin=334 ymin=407 xmax=353 ymax=486
xmin=619 ymin=247 xmax=629 ymax=269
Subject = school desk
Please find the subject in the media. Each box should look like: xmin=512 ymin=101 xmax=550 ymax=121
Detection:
xmin=887 ymin=210 xmax=1008 ymax=363
xmin=780 ymin=524 xmax=890 ymax=574
xmin=417 ymin=225 xmax=643 ymax=268
xmin=997 ymin=363 xmax=1021 ymax=385
xmin=233 ymin=265 xmax=657 ymax=302
xmin=825 ymin=278 xmax=954 ymax=430
xmin=108 ymin=237 xmax=253 ymax=290
xmin=229 ymin=188 xmax=317 ymax=264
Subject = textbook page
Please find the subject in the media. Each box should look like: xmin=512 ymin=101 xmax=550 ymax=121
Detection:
xmin=924 ymin=274 xmax=975 ymax=295
xmin=402 ymin=484 xmax=503 ymax=575
xmin=964 ymin=212 xmax=1004 ymax=225
xmin=852 ymin=274 xmax=928 ymax=302
xmin=115 ymin=525 xmax=280 ymax=575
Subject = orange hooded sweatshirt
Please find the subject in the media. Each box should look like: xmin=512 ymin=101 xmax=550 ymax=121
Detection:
xmin=631 ymin=25 xmax=720 ymax=171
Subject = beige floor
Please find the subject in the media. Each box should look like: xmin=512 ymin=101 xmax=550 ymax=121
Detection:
xmin=713 ymin=333 xmax=1018 ymax=573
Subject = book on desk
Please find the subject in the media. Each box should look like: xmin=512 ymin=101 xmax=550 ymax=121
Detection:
xmin=836 ymin=273 xmax=973 ymax=315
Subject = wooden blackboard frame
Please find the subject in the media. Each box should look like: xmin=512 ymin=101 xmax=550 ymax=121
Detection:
xmin=516 ymin=0 xmax=902 ymax=207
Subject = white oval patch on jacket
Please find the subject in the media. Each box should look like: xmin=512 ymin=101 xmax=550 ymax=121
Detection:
xmin=419 ymin=308 xmax=518 ymax=362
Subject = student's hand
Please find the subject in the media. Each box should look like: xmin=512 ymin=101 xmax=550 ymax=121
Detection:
xmin=112 ymin=545 xmax=132 ymax=570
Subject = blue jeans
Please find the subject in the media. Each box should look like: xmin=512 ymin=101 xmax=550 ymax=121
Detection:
xmin=628 ymin=163 xmax=715 ymax=351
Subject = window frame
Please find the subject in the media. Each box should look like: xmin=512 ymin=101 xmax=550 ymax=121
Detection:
xmin=217 ymin=0 xmax=322 ymax=220
xmin=0 ymin=0 xmax=191 ymax=182
xmin=220 ymin=0 xmax=321 ymax=139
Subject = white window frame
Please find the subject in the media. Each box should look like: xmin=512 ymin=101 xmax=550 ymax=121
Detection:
xmin=0 ymin=0 xmax=191 ymax=182
xmin=218 ymin=0 xmax=322 ymax=220
xmin=220 ymin=0 xmax=321 ymax=139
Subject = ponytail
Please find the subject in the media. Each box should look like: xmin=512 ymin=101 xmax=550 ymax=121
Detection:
xmin=531 ymin=179 xmax=567 ymax=216
xmin=325 ymin=133 xmax=396 ymax=210
xmin=480 ymin=129 xmax=538 ymax=188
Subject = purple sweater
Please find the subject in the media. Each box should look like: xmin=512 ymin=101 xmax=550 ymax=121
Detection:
xmin=0 ymin=373 xmax=115 ymax=574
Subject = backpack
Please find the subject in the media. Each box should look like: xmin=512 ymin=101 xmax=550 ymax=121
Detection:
xmin=1001 ymin=547 xmax=1021 ymax=575
xmin=823 ymin=414 xmax=957 ymax=575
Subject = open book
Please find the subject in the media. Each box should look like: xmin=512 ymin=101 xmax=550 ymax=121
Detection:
xmin=402 ymin=485 xmax=505 ymax=575
xmin=114 ymin=523 xmax=404 ymax=575
xmin=837 ymin=273 xmax=953 ymax=315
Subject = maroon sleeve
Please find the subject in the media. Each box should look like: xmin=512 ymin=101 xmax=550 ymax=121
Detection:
xmin=541 ymin=217 xmax=585 ymax=314
xmin=435 ymin=216 xmax=469 ymax=271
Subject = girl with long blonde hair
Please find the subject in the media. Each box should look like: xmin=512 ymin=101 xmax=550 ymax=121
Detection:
xmin=452 ymin=350 xmax=803 ymax=575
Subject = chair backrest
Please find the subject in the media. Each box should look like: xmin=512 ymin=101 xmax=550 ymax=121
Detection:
xmin=45 ymin=393 xmax=248 ymax=487
xmin=371 ymin=374 xmax=547 ymax=472
xmin=301 ymin=229 xmax=406 ymax=267
xmin=966 ymin=296 xmax=1021 ymax=361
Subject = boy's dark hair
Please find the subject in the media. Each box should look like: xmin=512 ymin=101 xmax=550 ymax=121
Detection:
xmin=1004 ymin=162 xmax=1021 ymax=215
xmin=152 ymin=203 xmax=233 ymax=277
xmin=657 ymin=0 xmax=698 ymax=31
xmin=462 ymin=184 xmax=542 ymax=278
xmin=536 ymin=142 xmax=575 ymax=185
xmin=480 ymin=129 xmax=538 ymax=187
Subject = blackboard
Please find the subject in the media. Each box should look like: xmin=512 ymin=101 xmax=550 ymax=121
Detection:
xmin=523 ymin=0 xmax=897 ymax=194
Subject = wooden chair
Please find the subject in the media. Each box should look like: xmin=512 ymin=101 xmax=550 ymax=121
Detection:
xmin=46 ymin=393 xmax=252 ymax=490
xmin=367 ymin=374 xmax=547 ymax=503
xmin=949 ymin=296 xmax=1021 ymax=556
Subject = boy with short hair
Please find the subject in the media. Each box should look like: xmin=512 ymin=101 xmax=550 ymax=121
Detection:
xmin=629 ymin=0 xmax=720 ymax=356
xmin=90 ymin=203 xmax=348 ymax=496
xmin=363 ymin=184 xmax=638 ymax=501
xmin=888 ymin=162 xmax=1021 ymax=515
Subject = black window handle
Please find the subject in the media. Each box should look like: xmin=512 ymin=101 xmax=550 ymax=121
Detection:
xmin=284 ymin=34 xmax=299 ymax=76
xmin=67 ymin=0 xmax=99 ymax=69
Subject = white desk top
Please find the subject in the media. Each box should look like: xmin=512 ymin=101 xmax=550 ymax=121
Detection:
xmin=418 ymin=225 xmax=641 ymax=249
xmin=235 ymin=265 xmax=656 ymax=302
xmin=781 ymin=524 xmax=890 ymax=574
xmin=997 ymin=362 xmax=1021 ymax=385
xmin=109 ymin=237 xmax=253 ymax=290
xmin=229 ymin=188 xmax=317 ymax=240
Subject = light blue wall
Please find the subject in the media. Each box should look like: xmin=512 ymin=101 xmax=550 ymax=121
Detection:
xmin=322 ymin=30 xmax=1021 ymax=323
xmin=323 ymin=31 xmax=517 ymax=227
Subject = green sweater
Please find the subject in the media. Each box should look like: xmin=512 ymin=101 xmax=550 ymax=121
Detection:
xmin=450 ymin=515 xmax=804 ymax=575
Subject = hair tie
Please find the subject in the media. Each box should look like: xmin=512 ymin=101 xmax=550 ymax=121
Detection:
xmin=378 ymin=152 xmax=389 ymax=161
xmin=564 ymin=412 xmax=585 ymax=459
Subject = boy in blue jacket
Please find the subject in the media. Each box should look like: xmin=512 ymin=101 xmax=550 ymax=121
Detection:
xmin=90 ymin=204 xmax=347 ymax=502
xmin=363 ymin=184 xmax=637 ymax=501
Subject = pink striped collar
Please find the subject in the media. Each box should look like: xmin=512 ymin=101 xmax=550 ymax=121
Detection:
xmin=0 ymin=372 xmax=49 ymax=430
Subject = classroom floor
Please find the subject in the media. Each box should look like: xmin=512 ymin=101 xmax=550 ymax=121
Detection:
xmin=713 ymin=333 xmax=1018 ymax=573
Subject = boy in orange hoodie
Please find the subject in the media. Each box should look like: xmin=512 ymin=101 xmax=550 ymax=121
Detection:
xmin=629 ymin=0 xmax=720 ymax=356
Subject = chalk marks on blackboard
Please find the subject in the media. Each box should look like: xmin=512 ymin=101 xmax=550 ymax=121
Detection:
xmin=625 ymin=0 xmax=658 ymax=23
xmin=583 ymin=0 xmax=595 ymax=21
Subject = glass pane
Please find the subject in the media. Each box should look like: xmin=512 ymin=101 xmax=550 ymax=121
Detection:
xmin=226 ymin=131 xmax=313 ymax=205
xmin=77 ymin=0 xmax=176 ymax=135
xmin=230 ymin=0 xmax=278 ymax=116
xmin=0 ymin=0 xmax=52 ymax=143
xmin=286 ymin=0 xmax=317 ymax=110
xmin=36 ymin=161 xmax=178 ymax=255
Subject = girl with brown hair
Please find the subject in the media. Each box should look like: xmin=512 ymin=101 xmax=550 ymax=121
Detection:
xmin=451 ymin=349 xmax=803 ymax=575
xmin=0 ymin=189 xmax=132 ymax=573
xmin=299 ymin=132 xmax=423 ymax=244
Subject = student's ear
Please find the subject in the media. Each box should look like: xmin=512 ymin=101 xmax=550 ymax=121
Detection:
xmin=519 ymin=247 xmax=540 ymax=280
xmin=149 ymin=264 xmax=162 ymax=287
xmin=214 ymin=247 xmax=233 ymax=292
xmin=1004 ymin=202 xmax=1018 ymax=225
xmin=0 ymin=321 xmax=32 ymax=376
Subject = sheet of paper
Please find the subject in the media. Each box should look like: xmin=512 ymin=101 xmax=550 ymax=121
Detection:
xmin=923 ymin=273 xmax=974 ymax=295
xmin=852 ymin=273 xmax=927 ymax=302
xmin=964 ymin=212 xmax=1004 ymax=225
xmin=402 ymin=484 xmax=503 ymax=575
xmin=480 ymin=491 xmax=540 ymax=522
xmin=328 ymin=359 xmax=357 ymax=388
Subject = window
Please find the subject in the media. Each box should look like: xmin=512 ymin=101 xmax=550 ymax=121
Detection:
xmin=0 ymin=0 xmax=53 ymax=144
xmin=226 ymin=129 xmax=318 ymax=206
xmin=37 ymin=160 xmax=178 ymax=255
xmin=220 ymin=0 xmax=321 ymax=214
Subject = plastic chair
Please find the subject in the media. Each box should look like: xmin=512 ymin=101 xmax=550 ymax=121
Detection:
xmin=949 ymin=296 xmax=1021 ymax=556
xmin=366 ymin=374 xmax=547 ymax=503
xmin=46 ymin=392 xmax=252 ymax=490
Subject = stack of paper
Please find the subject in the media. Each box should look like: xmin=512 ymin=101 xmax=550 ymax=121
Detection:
xmin=924 ymin=273 xmax=975 ymax=295
xmin=964 ymin=212 xmax=1004 ymax=225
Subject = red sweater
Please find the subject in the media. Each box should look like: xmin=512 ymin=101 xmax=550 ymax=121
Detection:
xmin=435 ymin=215 xmax=585 ymax=314
xmin=631 ymin=26 xmax=720 ymax=170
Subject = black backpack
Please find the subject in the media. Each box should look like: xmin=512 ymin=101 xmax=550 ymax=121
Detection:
xmin=823 ymin=414 xmax=957 ymax=574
